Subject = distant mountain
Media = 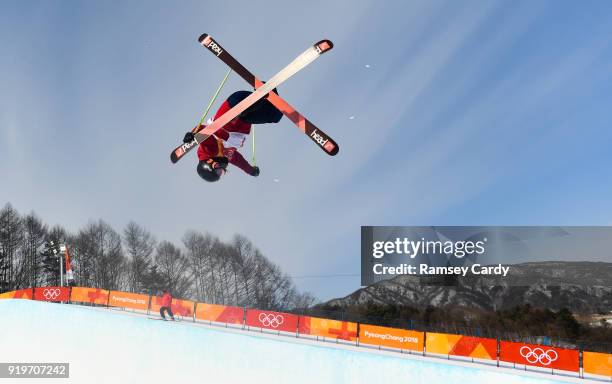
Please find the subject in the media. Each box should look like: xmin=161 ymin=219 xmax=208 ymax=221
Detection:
xmin=326 ymin=262 xmax=612 ymax=314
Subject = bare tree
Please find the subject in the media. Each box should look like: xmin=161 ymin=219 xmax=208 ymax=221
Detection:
xmin=0 ymin=201 xmax=316 ymax=311
xmin=292 ymin=292 xmax=317 ymax=310
xmin=72 ymin=220 xmax=126 ymax=290
xmin=183 ymin=231 xmax=226 ymax=303
xmin=231 ymin=235 xmax=257 ymax=305
xmin=123 ymin=222 xmax=155 ymax=293
xmin=154 ymin=241 xmax=191 ymax=298
xmin=221 ymin=243 xmax=245 ymax=306
xmin=17 ymin=213 xmax=47 ymax=288
xmin=183 ymin=231 xmax=208 ymax=301
xmin=183 ymin=231 xmax=313 ymax=309
xmin=0 ymin=203 xmax=23 ymax=292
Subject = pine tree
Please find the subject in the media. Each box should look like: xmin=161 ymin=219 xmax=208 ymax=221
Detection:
xmin=40 ymin=241 xmax=61 ymax=286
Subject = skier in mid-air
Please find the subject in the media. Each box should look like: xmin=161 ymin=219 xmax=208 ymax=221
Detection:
xmin=183 ymin=89 xmax=282 ymax=182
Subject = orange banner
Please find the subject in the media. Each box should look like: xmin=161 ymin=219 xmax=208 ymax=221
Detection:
xmin=500 ymin=341 xmax=579 ymax=372
xmin=583 ymin=351 xmax=612 ymax=377
xmin=0 ymin=288 xmax=33 ymax=300
xmin=298 ymin=316 xmax=358 ymax=341
xmin=195 ymin=303 xmax=244 ymax=324
xmin=107 ymin=290 xmax=149 ymax=311
xmin=359 ymin=324 xmax=424 ymax=351
xmin=426 ymin=332 xmax=497 ymax=360
xmin=70 ymin=287 xmax=109 ymax=305
xmin=150 ymin=296 xmax=194 ymax=317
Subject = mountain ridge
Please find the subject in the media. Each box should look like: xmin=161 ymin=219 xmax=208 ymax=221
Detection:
xmin=325 ymin=261 xmax=612 ymax=314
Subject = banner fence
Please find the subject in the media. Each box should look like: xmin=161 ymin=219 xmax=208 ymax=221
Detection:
xmin=108 ymin=291 xmax=149 ymax=311
xmin=583 ymin=351 xmax=612 ymax=377
xmin=359 ymin=324 xmax=424 ymax=352
xmin=245 ymin=309 xmax=299 ymax=333
xmin=70 ymin=287 xmax=109 ymax=305
xmin=298 ymin=316 xmax=358 ymax=342
xmin=0 ymin=287 xmax=610 ymax=380
xmin=150 ymin=296 xmax=195 ymax=318
xmin=426 ymin=332 xmax=497 ymax=361
xmin=33 ymin=287 xmax=71 ymax=302
xmin=195 ymin=303 xmax=244 ymax=325
xmin=0 ymin=288 xmax=34 ymax=300
xmin=499 ymin=341 xmax=580 ymax=372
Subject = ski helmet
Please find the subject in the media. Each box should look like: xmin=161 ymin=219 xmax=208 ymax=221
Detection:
xmin=197 ymin=158 xmax=228 ymax=182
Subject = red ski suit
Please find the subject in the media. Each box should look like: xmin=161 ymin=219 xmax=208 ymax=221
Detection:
xmin=196 ymin=100 xmax=255 ymax=175
xmin=161 ymin=292 xmax=172 ymax=307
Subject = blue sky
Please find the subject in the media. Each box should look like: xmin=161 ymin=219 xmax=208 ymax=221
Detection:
xmin=2 ymin=1 xmax=612 ymax=301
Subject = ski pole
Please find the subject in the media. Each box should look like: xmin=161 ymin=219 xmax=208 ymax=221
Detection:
xmin=192 ymin=68 xmax=232 ymax=133
xmin=251 ymin=126 xmax=256 ymax=166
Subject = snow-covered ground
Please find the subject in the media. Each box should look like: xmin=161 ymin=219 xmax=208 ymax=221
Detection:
xmin=0 ymin=300 xmax=590 ymax=383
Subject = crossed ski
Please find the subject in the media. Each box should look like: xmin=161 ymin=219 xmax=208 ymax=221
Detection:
xmin=170 ymin=34 xmax=338 ymax=164
xmin=199 ymin=33 xmax=339 ymax=156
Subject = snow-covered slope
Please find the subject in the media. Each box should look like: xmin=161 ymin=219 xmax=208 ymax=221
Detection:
xmin=0 ymin=300 xmax=574 ymax=383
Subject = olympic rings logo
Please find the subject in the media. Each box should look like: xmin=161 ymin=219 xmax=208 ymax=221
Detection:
xmin=43 ymin=288 xmax=61 ymax=300
xmin=520 ymin=346 xmax=558 ymax=366
xmin=258 ymin=313 xmax=284 ymax=328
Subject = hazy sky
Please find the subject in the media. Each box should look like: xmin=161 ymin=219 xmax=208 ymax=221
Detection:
xmin=2 ymin=1 xmax=612 ymax=301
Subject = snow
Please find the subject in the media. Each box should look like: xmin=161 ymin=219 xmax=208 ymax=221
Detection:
xmin=0 ymin=300 xmax=580 ymax=383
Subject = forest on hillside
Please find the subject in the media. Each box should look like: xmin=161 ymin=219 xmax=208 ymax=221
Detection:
xmin=0 ymin=202 xmax=314 ymax=310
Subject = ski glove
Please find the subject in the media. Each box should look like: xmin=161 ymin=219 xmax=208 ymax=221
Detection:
xmin=183 ymin=132 xmax=195 ymax=143
xmin=250 ymin=166 xmax=260 ymax=177
xmin=207 ymin=157 xmax=229 ymax=170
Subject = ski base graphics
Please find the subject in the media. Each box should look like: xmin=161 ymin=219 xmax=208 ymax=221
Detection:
xmin=199 ymin=33 xmax=339 ymax=156
xmin=170 ymin=34 xmax=336 ymax=164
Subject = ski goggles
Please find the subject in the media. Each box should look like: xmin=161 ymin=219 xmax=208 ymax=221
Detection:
xmin=204 ymin=157 xmax=228 ymax=174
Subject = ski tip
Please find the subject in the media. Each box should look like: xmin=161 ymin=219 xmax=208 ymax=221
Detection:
xmin=315 ymin=40 xmax=334 ymax=54
xmin=307 ymin=127 xmax=339 ymax=156
xmin=326 ymin=142 xmax=339 ymax=156
xmin=198 ymin=33 xmax=210 ymax=44
xmin=170 ymin=148 xmax=183 ymax=164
